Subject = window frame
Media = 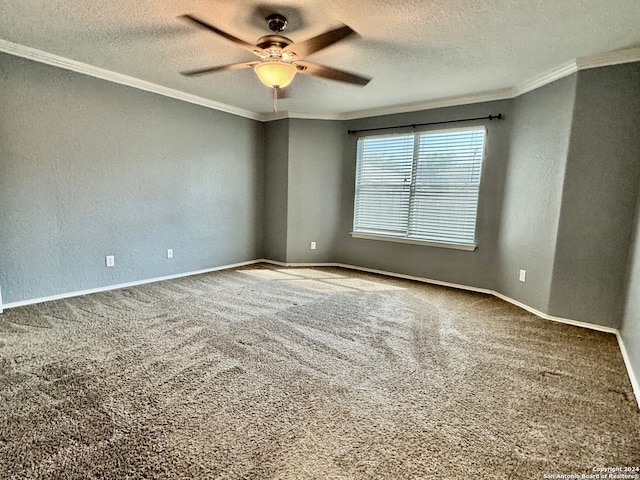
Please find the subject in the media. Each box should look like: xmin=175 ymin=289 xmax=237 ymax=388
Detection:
xmin=350 ymin=125 xmax=488 ymax=251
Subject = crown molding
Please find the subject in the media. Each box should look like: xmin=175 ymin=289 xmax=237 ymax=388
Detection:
xmin=511 ymin=47 xmax=640 ymax=98
xmin=577 ymin=46 xmax=640 ymax=70
xmin=0 ymin=39 xmax=262 ymax=121
xmin=511 ymin=59 xmax=578 ymax=97
xmin=2 ymin=38 xmax=639 ymax=123
xmin=256 ymin=110 xmax=343 ymax=122
xmin=338 ymin=89 xmax=514 ymax=121
xmin=257 ymin=89 xmax=514 ymax=122
xmin=283 ymin=111 xmax=345 ymax=121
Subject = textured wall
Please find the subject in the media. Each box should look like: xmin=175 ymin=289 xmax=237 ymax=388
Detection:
xmin=334 ymin=100 xmax=513 ymax=289
xmin=0 ymin=53 xmax=264 ymax=304
xmin=263 ymin=119 xmax=289 ymax=263
xmin=549 ymin=63 xmax=640 ymax=327
xmin=3 ymin=46 xmax=640 ymax=348
xmin=285 ymin=119 xmax=345 ymax=263
xmin=495 ymin=76 xmax=577 ymax=312
xmin=262 ymin=119 xmax=346 ymax=263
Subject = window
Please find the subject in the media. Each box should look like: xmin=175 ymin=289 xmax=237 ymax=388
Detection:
xmin=352 ymin=127 xmax=486 ymax=250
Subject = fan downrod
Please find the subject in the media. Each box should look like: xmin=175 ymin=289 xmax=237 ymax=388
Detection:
xmin=266 ymin=14 xmax=287 ymax=32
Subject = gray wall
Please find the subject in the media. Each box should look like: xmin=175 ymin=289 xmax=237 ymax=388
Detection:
xmin=495 ymin=76 xmax=577 ymax=312
xmin=285 ymin=119 xmax=345 ymax=263
xmin=2 ymin=47 xmax=639 ymax=330
xmin=335 ymin=100 xmax=513 ymax=289
xmin=549 ymin=63 xmax=640 ymax=327
xmin=0 ymin=53 xmax=264 ymax=304
xmin=263 ymin=119 xmax=289 ymax=262
xmin=262 ymin=118 xmax=346 ymax=263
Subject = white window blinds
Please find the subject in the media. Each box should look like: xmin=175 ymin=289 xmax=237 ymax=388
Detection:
xmin=353 ymin=127 xmax=486 ymax=246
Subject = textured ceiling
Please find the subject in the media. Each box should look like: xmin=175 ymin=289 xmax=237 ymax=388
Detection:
xmin=1 ymin=0 xmax=640 ymax=117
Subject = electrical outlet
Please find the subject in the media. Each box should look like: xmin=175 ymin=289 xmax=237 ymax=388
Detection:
xmin=167 ymin=248 xmax=173 ymax=259
xmin=519 ymin=269 xmax=526 ymax=282
xmin=310 ymin=241 xmax=317 ymax=250
xmin=106 ymin=255 xmax=115 ymax=267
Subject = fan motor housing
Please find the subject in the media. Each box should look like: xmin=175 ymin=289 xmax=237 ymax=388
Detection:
xmin=256 ymin=34 xmax=293 ymax=50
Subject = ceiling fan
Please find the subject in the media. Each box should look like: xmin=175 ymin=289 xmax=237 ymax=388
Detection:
xmin=178 ymin=13 xmax=371 ymax=93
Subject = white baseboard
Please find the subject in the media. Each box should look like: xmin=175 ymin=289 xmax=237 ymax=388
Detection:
xmin=490 ymin=291 xmax=619 ymax=334
xmin=2 ymin=258 xmax=637 ymax=409
xmin=335 ymin=262 xmax=494 ymax=295
xmin=616 ymin=332 xmax=640 ymax=410
xmin=1 ymin=259 xmax=263 ymax=310
xmin=260 ymin=259 xmax=341 ymax=268
xmin=330 ymin=262 xmax=619 ymax=335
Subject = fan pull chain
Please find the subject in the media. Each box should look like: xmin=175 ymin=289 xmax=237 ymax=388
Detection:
xmin=273 ymin=86 xmax=278 ymax=114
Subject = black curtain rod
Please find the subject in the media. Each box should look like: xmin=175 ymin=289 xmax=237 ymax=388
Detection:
xmin=347 ymin=113 xmax=503 ymax=135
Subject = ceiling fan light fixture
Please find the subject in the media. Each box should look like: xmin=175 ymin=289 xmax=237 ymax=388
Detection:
xmin=254 ymin=61 xmax=297 ymax=88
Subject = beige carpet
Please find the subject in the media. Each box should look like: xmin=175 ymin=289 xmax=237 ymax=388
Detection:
xmin=1 ymin=264 xmax=638 ymax=479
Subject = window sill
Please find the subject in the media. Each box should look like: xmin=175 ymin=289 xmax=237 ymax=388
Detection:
xmin=350 ymin=232 xmax=477 ymax=251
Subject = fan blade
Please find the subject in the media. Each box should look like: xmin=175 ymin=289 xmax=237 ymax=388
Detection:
xmin=181 ymin=61 xmax=258 ymax=77
xmin=295 ymin=61 xmax=371 ymax=86
xmin=179 ymin=14 xmax=259 ymax=54
xmin=285 ymin=25 xmax=356 ymax=58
